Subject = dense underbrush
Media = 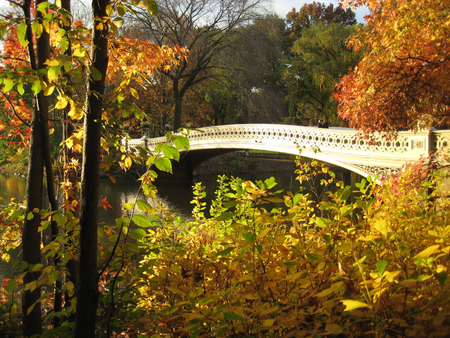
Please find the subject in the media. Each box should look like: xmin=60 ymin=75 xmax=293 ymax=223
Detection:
xmin=1 ymin=159 xmax=450 ymax=337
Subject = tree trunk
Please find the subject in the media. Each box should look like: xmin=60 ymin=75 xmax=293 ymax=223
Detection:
xmin=173 ymin=79 xmax=182 ymax=131
xmin=21 ymin=0 xmax=51 ymax=333
xmin=74 ymin=0 xmax=110 ymax=335
xmin=22 ymin=110 xmax=44 ymax=337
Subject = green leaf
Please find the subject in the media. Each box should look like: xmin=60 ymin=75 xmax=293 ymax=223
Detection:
xmin=173 ymin=135 xmax=189 ymax=150
xmin=162 ymin=145 xmax=179 ymax=161
xmin=216 ymin=247 xmax=235 ymax=256
xmin=18 ymin=22 xmax=29 ymax=47
xmin=48 ymin=66 xmax=61 ymax=81
xmin=128 ymin=228 xmax=147 ymax=239
xmin=144 ymin=0 xmax=158 ymax=15
xmin=243 ymin=232 xmax=257 ymax=243
xmin=223 ymin=312 xmax=245 ymax=322
xmin=215 ymin=212 xmax=236 ymax=221
xmin=306 ymin=253 xmax=320 ymax=261
xmin=31 ymin=80 xmax=41 ymax=96
xmin=132 ymin=214 xmax=154 ymax=228
xmin=136 ymin=199 xmax=154 ymax=213
xmin=436 ymin=272 xmax=447 ymax=288
xmin=17 ymin=82 xmax=24 ymax=95
xmin=154 ymin=157 xmax=172 ymax=172
xmin=6 ymin=278 xmax=16 ymax=293
xmin=115 ymin=217 xmax=130 ymax=227
xmin=32 ymin=20 xmax=43 ymax=38
xmin=316 ymin=217 xmax=330 ymax=228
xmin=36 ymin=1 xmax=51 ymax=12
xmin=376 ymin=260 xmax=388 ymax=277
xmin=89 ymin=65 xmax=103 ymax=81
xmin=3 ymin=78 xmax=14 ymax=92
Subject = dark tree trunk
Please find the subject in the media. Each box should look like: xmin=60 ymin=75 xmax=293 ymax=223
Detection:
xmin=22 ymin=110 xmax=44 ymax=337
xmin=21 ymin=0 xmax=52 ymax=333
xmin=173 ymin=80 xmax=182 ymax=131
xmin=74 ymin=0 xmax=110 ymax=336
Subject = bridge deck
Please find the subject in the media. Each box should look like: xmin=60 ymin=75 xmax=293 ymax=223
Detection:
xmin=123 ymin=124 xmax=450 ymax=179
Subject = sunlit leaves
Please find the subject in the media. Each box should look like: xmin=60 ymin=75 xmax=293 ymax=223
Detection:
xmin=336 ymin=0 xmax=450 ymax=133
xmin=17 ymin=22 xmax=28 ymax=47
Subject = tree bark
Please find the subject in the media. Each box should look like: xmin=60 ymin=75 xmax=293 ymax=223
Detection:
xmin=21 ymin=0 xmax=50 ymax=333
xmin=74 ymin=0 xmax=110 ymax=335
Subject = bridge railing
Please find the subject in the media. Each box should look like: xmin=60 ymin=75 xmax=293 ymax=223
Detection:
xmin=123 ymin=124 xmax=450 ymax=178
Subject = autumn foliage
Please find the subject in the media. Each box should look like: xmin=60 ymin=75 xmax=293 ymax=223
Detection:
xmin=335 ymin=0 xmax=450 ymax=134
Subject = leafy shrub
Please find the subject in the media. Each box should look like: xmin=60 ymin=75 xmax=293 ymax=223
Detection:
xmin=131 ymin=166 xmax=450 ymax=337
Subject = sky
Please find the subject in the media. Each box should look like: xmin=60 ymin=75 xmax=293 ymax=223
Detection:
xmin=0 ymin=0 xmax=369 ymax=24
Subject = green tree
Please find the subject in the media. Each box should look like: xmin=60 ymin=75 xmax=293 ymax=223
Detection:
xmin=285 ymin=22 xmax=362 ymax=125
xmin=204 ymin=14 xmax=289 ymax=125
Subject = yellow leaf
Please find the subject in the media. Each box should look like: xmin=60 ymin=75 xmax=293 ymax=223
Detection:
xmin=373 ymin=219 xmax=389 ymax=236
xmin=262 ymin=319 xmax=274 ymax=327
xmin=130 ymin=88 xmax=139 ymax=99
xmin=55 ymin=95 xmax=69 ymax=109
xmin=275 ymin=234 xmax=285 ymax=245
xmin=359 ymin=235 xmax=382 ymax=242
xmin=238 ymin=274 xmax=253 ymax=282
xmin=415 ymin=245 xmax=440 ymax=258
xmin=44 ymin=59 xmax=60 ymax=67
xmin=166 ymin=287 xmax=185 ymax=295
xmin=68 ymin=105 xmax=84 ymax=120
xmin=257 ymin=227 xmax=271 ymax=239
xmin=286 ymin=271 xmax=304 ymax=281
xmin=341 ymin=299 xmax=372 ymax=311
xmin=316 ymin=282 xmax=344 ymax=297
xmin=260 ymin=306 xmax=279 ymax=316
xmin=101 ymin=138 xmax=109 ymax=152
xmin=384 ymin=270 xmax=401 ymax=283
xmin=124 ymin=156 xmax=133 ymax=169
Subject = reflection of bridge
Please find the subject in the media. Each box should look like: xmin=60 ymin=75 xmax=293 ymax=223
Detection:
xmin=123 ymin=124 xmax=450 ymax=180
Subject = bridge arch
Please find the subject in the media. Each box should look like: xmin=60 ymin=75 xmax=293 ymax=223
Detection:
xmin=124 ymin=124 xmax=450 ymax=180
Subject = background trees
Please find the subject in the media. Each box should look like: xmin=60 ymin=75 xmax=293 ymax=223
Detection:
xmin=133 ymin=0 xmax=268 ymax=130
xmin=284 ymin=2 xmax=361 ymax=126
xmin=335 ymin=0 xmax=450 ymax=134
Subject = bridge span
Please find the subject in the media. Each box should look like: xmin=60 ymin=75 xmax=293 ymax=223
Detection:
xmin=123 ymin=124 xmax=450 ymax=180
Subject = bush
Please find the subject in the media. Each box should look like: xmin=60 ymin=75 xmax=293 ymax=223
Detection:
xmin=131 ymin=167 xmax=450 ymax=337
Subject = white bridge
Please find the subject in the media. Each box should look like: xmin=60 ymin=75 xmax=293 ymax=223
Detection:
xmin=123 ymin=124 xmax=450 ymax=179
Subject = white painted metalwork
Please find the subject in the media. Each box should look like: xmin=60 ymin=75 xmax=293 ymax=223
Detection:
xmin=123 ymin=124 xmax=450 ymax=179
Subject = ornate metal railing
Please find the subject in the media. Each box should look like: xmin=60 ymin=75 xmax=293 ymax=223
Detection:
xmin=123 ymin=124 xmax=450 ymax=179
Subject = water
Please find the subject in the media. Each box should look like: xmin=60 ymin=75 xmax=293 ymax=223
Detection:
xmin=0 ymin=157 xmax=363 ymax=279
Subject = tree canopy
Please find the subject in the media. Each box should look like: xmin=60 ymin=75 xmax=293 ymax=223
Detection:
xmin=335 ymin=0 xmax=450 ymax=134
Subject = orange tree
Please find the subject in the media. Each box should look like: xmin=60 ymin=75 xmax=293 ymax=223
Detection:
xmin=335 ymin=0 xmax=450 ymax=134
xmin=0 ymin=0 xmax=187 ymax=336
